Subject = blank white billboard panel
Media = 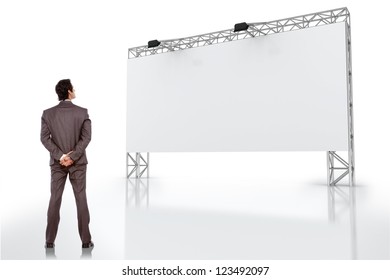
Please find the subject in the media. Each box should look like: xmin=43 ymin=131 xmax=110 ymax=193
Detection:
xmin=127 ymin=22 xmax=348 ymax=152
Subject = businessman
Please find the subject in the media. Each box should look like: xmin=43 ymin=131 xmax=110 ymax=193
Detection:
xmin=41 ymin=79 xmax=93 ymax=249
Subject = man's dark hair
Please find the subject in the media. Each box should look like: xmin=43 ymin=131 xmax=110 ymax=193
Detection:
xmin=55 ymin=79 xmax=73 ymax=101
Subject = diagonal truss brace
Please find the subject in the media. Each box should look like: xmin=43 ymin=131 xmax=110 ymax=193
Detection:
xmin=327 ymin=151 xmax=353 ymax=186
xmin=127 ymin=152 xmax=149 ymax=178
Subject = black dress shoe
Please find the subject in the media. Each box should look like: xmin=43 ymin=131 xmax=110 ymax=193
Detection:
xmin=82 ymin=241 xmax=94 ymax=248
xmin=45 ymin=243 xmax=54 ymax=248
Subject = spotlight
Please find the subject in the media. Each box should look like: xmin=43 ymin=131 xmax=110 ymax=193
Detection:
xmin=234 ymin=22 xmax=249 ymax=32
xmin=148 ymin=40 xmax=161 ymax=48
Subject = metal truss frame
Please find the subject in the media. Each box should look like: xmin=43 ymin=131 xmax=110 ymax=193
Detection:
xmin=326 ymin=8 xmax=355 ymax=187
xmin=344 ymin=15 xmax=356 ymax=187
xmin=127 ymin=7 xmax=355 ymax=186
xmin=127 ymin=152 xmax=149 ymax=178
xmin=327 ymin=151 xmax=350 ymax=186
xmin=128 ymin=7 xmax=350 ymax=59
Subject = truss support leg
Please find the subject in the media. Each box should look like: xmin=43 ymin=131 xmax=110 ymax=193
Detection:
xmin=327 ymin=151 xmax=354 ymax=186
xmin=127 ymin=152 xmax=149 ymax=178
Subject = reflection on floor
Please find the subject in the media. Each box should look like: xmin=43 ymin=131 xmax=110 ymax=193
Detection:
xmin=124 ymin=178 xmax=388 ymax=260
xmin=1 ymin=176 xmax=389 ymax=260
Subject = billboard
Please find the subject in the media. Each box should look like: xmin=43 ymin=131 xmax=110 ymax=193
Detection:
xmin=127 ymin=22 xmax=348 ymax=152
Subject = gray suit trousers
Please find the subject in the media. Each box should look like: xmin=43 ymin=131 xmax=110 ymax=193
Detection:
xmin=46 ymin=162 xmax=91 ymax=244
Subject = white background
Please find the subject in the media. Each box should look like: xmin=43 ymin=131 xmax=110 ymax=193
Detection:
xmin=127 ymin=23 xmax=349 ymax=152
xmin=1 ymin=0 xmax=389 ymax=279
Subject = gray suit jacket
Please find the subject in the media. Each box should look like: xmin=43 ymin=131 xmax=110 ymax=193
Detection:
xmin=41 ymin=101 xmax=91 ymax=166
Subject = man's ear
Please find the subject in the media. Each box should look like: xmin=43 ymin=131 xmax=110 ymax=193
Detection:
xmin=67 ymin=90 xmax=72 ymax=98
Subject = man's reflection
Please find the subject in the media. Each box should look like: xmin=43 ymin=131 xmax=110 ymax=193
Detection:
xmin=45 ymin=247 xmax=56 ymax=260
xmin=80 ymin=247 xmax=93 ymax=259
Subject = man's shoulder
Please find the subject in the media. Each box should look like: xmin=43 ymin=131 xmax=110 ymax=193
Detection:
xmin=42 ymin=105 xmax=58 ymax=115
xmin=73 ymin=104 xmax=88 ymax=112
xmin=43 ymin=102 xmax=88 ymax=114
xmin=72 ymin=105 xmax=89 ymax=118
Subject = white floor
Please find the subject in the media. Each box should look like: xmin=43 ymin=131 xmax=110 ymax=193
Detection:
xmin=1 ymin=152 xmax=389 ymax=260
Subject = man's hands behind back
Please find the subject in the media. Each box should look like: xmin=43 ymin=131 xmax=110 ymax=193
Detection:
xmin=60 ymin=151 xmax=74 ymax=167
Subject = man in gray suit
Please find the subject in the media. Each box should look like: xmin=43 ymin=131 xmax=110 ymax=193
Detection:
xmin=41 ymin=79 xmax=93 ymax=249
